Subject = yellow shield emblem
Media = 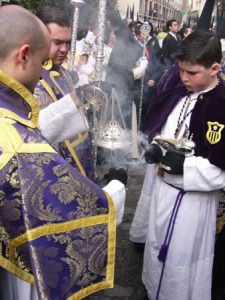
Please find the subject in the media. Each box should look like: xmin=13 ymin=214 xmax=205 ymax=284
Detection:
xmin=206 ymin=121 xmax=225 ymax=145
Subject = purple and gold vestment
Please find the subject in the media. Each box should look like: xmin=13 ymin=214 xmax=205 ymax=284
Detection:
xmin=0 ymin=70 xmax=116 ymax=299
xmin=35 ymin=60 xmax=95 ymax=180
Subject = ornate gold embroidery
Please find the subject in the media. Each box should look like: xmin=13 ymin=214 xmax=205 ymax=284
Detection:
xmin=31 ymin=245 xmax=63 ymax=299
xmin=0 ymin=226 xmax=9 ymax=256
xmin=14 ymin=249 xmax=32 ymax=273
xmin=21 ymin=156 xmax=63 ymax=225
xmin=217 ymin=190 xmax=225 ymax=235
xmin=9 ymin=215 xmax=109 ymax=262
xmin=50 ymin=165 xmax=108 ymax=218
xmin=0 ymin=98 xmax=116 ymax=298
xmin=0 ymin=190 xmax=5 ymax=202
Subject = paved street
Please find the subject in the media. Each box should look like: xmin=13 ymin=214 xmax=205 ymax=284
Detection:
xmin=87 ymin=162 xmax=147 ymax=300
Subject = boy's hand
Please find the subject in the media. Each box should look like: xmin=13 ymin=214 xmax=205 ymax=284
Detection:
xmin=147 ymin=79 xmax=155 ymax=87
xmin=144 ymin=144 xmax=163 ymax=164
xmin=160 ymin=151 xmax=185 ymax=174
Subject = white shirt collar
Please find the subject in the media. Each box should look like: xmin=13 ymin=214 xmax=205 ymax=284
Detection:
xmin=169 ymin=31 xmax=177 ymax=40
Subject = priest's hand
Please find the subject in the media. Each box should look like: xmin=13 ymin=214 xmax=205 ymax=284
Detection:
xmin=144 ymin=144 xmax=163 ymax=164
xmin=160 ymin=151 xmax=185 ymax=175
xmin=104 ymin=168 xmax=128 ymax=186
xmin=70 ymin=89 xmax=81 ymax=109
xmin=68 ymin=70 xmax=79 ymax=85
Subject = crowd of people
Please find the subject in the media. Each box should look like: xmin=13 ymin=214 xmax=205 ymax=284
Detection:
xmin=0 ymin=2 xmax=224 ymax=300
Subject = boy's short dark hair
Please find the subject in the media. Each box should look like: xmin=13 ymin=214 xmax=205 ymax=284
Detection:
xmin=174 ymin=30 xmax=222 ymax=68
xmin=36 ymin=6 xmax=71 ymax=28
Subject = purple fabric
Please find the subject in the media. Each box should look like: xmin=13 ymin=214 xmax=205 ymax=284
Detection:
xmin=37 ymin=64 xmax=95 ymax=179
xmin=2 ymin=150 xmax=110 ymax=299
xmin=0 ymin=78 xmax=114 ymax=299
xmin=141 ymin=64 xmax=184 ymax=138
xmin=39 ymin=66 xmax=72 ymax=100
xmin=0 ymin=82 xmax=31 ymax=120
xmin=189 ymin=82 xmax=225 ymax=169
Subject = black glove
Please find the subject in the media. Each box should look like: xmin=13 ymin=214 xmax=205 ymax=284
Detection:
xmin=144 ymin=144 xmax=163 ymax=164
xmin=160 ymin=151 xmax=185 ymax=175
xmin=68 ymin=70 xmax=79 ymax=85
xmin=104 ymin=168 xmax=128 ymax=186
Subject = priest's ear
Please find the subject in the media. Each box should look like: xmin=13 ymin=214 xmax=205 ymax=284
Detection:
xmin=17 ymin=44 xmax=31 ymax=69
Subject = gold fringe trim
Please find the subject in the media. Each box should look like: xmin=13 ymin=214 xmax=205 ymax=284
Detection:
xmin=67 ymin=282 xmax=112 ymax=300
xmin=9 ymin=214 xmax=110 ymax=262
xmin=39 ymin=78 xmax=57 ymax=101
xmin=0 ymin=256 xmax=34 ymax=284
xmin=70 ymin=132 xmax=89 ymax=148
xmin=0 ymin=108 xmax=36 ymax=128
xmin=105 ymin=192 xmax=116 ymax=286
xmin=50 ymin=71 xmax=66 ymax=96
xmin=0 ymin=121 xmax=56 ymax=170
xmin=64 ymin=140 xmax=86 ymax=176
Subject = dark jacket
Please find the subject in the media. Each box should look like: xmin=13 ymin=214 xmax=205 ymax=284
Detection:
xmin=162 ymin=33 xmax=181 ymax=68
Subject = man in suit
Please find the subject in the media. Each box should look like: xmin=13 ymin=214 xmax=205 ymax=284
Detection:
xmin=162 ymin=19 xmax=180 ymax=69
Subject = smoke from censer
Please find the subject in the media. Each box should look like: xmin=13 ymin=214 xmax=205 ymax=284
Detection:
xmin=74 ymin=1 xmax=149 ymax=169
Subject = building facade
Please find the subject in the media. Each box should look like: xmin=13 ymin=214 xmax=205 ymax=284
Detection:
xmin=188 ymin=0 xmax=218 ymax=29
xmin=190 ymin=0 xmax=206 ymax=15
xmin=117 ymin=0 xmax=184 ymax=28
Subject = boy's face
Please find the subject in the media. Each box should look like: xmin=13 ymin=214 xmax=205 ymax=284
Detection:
xmin=178 ymin=60 xmax=220 ymax=92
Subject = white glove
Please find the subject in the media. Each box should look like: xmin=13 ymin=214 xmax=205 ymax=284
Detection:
xmin=85 ymin=30 xmax=96 ymax=44
xmin=136 ymin=56 xmax=148 ymax=70
xmin=133 ymin=56 xmax=148 ymax=80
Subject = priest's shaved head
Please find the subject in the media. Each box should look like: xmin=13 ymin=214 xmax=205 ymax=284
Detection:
xmin=0 ymin=5 xmax=50 ymax=91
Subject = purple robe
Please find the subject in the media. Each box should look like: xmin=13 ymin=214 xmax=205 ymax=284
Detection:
xmin=0 ymin=71 xmax=116 ymax=299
